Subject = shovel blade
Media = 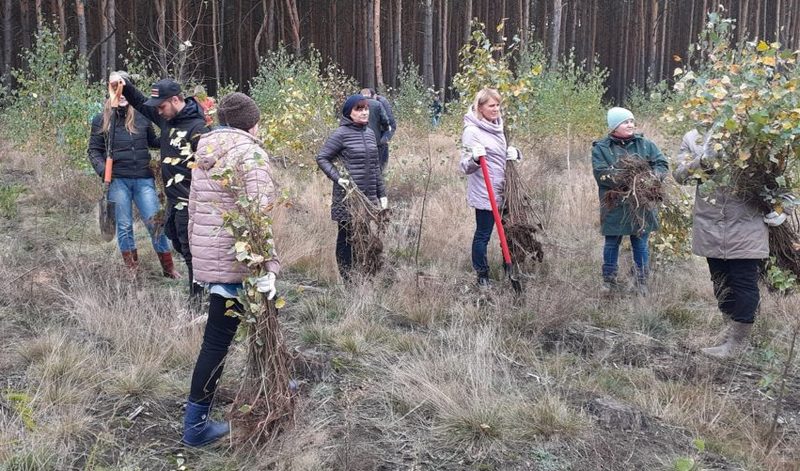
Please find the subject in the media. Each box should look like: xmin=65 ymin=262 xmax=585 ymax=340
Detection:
xmin=99 ymin=196 xmax=116 ymax=242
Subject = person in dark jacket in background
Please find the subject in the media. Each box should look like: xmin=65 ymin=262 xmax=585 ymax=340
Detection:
xmin=674 ymin=129 xmax=786 ymax=358
xmin=361 ymin=88 xmax=397 ymax=172
xmin=110 ymin=73 xmax=211 ymax=302
xmin=591 ymin=107 xmax=669 ymax=295
xmin=88 ymin=71 xmax=177 ymax=276
xmin=316 ymin=94 xmax=387 ymax=280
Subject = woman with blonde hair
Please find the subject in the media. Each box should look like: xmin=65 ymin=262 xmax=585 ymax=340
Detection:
xmin=88 ymin=71 xmax=179 ymax=277
xmin=459 ymin=87 xmax=520 ymax=287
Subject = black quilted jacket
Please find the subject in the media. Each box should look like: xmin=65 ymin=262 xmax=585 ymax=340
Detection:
xmin=316 ymin=117 xmax=386 ymax=221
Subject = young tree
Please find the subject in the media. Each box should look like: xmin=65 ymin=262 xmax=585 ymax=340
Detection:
xmin=285 ymin=0 xmax=301 ymax=56
xmin=2 ymin=0 xmax=10 ymax=86
xmin=365 ymin=0 xmax=375 ymax=87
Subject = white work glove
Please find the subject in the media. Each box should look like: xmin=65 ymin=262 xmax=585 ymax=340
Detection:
xmin=764 ymin=211 xmax=787 ymax=227
xmin=379 ymin=197 xmax=388 ymax=209
xmin=255 ymin=272 xmax=277 ymax=300
xmin=506 ymin=146 xmax=521 ymax=161
xmin=337 ymin=178 xmax=350 ymax=189
xmin=470 ymin=144 xmax=486 ymax=163
xmin=780 ymin=194 xmax=797 ymax=214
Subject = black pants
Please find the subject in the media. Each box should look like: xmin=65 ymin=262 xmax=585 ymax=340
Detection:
xmin=706 ymin=258 xmax=761 ymax=324
xmin=165 ymin=200 xmax=202 ymax=296
xmin=335 ymin=221 xmax=353 ymax=279
xmin=189 ymin=294 xmax=242 ymax=404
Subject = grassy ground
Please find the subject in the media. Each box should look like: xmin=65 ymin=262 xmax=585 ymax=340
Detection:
xmin=0 ymin=125 xmax=798 ymax=471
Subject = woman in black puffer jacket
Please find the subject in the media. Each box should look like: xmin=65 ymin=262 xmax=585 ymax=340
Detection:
xmin=316 ymin=94 xmax=387 ymax=279
xmin=87 ymin=71 xmax=178 ymax=276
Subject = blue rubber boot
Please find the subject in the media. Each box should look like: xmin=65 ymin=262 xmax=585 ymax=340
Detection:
xmin=181 ymin=401 xmax=230 ymax=447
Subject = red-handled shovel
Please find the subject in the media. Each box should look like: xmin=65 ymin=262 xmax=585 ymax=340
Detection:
xmin=478 ymin=156 xmax=522 ymax=294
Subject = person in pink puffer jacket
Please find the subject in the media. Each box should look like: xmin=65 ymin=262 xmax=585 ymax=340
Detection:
xmin=459 ymin=87 xmax=520 ymax=287
xmin=182 ymin=92 xmax=281 ymax=447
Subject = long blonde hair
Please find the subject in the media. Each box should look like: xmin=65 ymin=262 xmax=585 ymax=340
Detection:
xmin=101 ymin=100 xmax=137 ymax=135
xmin=472 ymin=87 xmax=502 ymax=121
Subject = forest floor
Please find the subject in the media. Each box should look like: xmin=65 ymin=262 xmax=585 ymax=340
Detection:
xmin=1 ymin=125 xmax=799 ymax=471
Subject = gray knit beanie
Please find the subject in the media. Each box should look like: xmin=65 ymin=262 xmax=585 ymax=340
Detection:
xmin=217 ymin=92 xmax=261 ymax=131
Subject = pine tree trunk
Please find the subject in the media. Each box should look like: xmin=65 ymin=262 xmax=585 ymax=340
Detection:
xmin=56 ymin=0 xmax=66 ymax=51
xmin=35 ymin=0 xmax=43 ymax=32
xmin=393 ymin=0 xmax=401 ymax=85
xmin=212 ymin=0 xmax=220 ymax=91
xmin=100 ymin=0 xmax=108 ymax=73
xmin=463 ymin=0 xmax=472 ymax=44
xmin=374 ymin=0 xmax=384 ymax=90
xmin=660 ymin=0 xmax=668 ymax=78
xmin=2 ymin=0 xmax=11 ymax=86
xmin=20 ymin=0 xmax=31 ymax=52
xmin=365 ymin=0 xmax=375 ymax=87
xmin=422 ymin=0 xmax=434 ymax=87
xmin=254 ymin=0 xmax=268 ymax=63
xmin=107 ymin=0 xmax=115 ymax=72
xmin=75 ymin=0 xmax=87 ymax=74
xmin=648 ymin=0 xmax=658 ymax=83
xmin=549 ymin=0 xmax=562 ymax=69
xmin=155 ymin=0 xmax=167 ymax=72
xmin=438 ymin=0 xmax=448 ymax=98
xmin=285 ymin=0 xmax=301 ymax=56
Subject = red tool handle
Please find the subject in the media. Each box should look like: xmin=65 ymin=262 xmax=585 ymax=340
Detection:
xmin=478 ymin=156 xmax=512 ymax=265
xmin=104 ymin=157 xmax=113 ymax=183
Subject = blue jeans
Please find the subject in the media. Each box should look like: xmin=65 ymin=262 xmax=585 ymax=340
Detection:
xmin=108 ymin=177 xmax=170 ymax=253
xmin=602 ymin=233 xmax=649 ymax=283
xmin=472 ymin=209 xmax=495 ymax=277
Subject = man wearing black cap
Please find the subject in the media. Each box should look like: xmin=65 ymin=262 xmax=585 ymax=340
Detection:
xmin=110 ymin=73 xmax=211 ymax=305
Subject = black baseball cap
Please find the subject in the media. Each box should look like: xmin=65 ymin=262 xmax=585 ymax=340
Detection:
xmin=144 ymin=79 xmax=182 ymax=106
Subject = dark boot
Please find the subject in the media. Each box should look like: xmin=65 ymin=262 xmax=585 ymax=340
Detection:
xmin=121 ymin=250 xmax=139 ymax=270
xmin=157 ymin=252 xmax=182 ymax=279
xmin=702 ymin=321 xmax=753 ymax=359
xmin=181 ymin=401 xmax=229 ymax=447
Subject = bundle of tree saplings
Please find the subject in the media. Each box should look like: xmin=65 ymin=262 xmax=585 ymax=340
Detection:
xmin=503 ymin=160 xmax=544 ymax=265
xmin=601 ymin=155 xmax=665 ymax=233
xmin=343 ymin=185 xmax=389 ymax=275
xmin=215 ymin=165 xmax=294 ymax=447
xmin=667 ymin=15 xmax=800 ymax=276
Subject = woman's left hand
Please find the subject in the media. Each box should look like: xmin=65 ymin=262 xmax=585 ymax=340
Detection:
xmin=255 ymin=272 xmax=277 ymax=300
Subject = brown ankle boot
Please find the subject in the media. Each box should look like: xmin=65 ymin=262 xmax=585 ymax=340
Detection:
xmin=157 ymin=252 xmax=182 ymax=279
xmin=121 ymin=250 xmax=139 ymax=270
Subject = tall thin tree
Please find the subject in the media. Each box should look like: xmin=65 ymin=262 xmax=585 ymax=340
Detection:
xmin=75 ymin=0 xmax=87 ymax=75
xmin=374 ymin=0 xmax=384 ymax=90
xmin=549 ymin=0 xmax=562 ymax=69
xmin=422 ymin=0 xmax=434 ymax=87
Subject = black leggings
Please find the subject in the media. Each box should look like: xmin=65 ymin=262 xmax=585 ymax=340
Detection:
xmin=188 ymin=294 xmax=242 ymax=404
xmin=335 ymin=221 xmax=353 ymax=279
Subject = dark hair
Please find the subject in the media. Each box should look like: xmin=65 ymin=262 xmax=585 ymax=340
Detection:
xmin=353 ymin=100 xmax=369 ymax=111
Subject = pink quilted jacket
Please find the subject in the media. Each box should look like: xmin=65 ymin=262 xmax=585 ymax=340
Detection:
xmin=188 ymin=128 xmax=281 ymax=283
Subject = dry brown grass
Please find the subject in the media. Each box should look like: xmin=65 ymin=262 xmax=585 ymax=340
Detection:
xmin=1 ymin=129 xmax=799 ymax=470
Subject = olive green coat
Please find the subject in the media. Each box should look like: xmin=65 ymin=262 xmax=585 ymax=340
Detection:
xmin=591 ymin=134 xmax=669 ymax=236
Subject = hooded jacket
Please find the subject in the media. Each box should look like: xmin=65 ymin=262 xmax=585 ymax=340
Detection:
xmin=87 ymin=107 xmax=159 ymax=179
xmin=316 ymin=116 xmax=386 ymax=221
xmin=591 ymin=133 xmax=669 ymax=235
xmin=189 ymin=127 xmax=281 ymax=283
xmin=459 ymin=110 xmax=507 ymax=211
xmin=121 ymin=80 xmax=211 ymax=201
xmin=673 ymin=129 xmax=768 ymax=259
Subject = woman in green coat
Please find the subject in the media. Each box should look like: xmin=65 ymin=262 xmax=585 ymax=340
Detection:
xmin=591 ymin=107 xmax=669 ymax=294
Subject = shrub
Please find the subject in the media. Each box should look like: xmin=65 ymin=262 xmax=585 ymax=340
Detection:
xmin=392 ymin=61 xmax=433 ymax=130
xmin=0 ymin=27 xmax=101 ymax=170
xmin=249 ymin=47 xmax=357 ymax=163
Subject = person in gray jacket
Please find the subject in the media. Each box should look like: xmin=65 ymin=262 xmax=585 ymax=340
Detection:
xmin=674 ymin=128 xmax=784 ymax=358
xmin=316 ymin=94 xmax=387 ymax=279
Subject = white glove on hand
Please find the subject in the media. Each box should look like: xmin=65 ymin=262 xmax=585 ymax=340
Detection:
xmin=506 ymin=146 xmax=521 ymax=161
xmin=780 ymin=194 xmax=797 ymax=214
xmin=764 ymin=211 xmax=787 ymax=227
xmin=255 ymin=272 xmax=277 ymax=300
xmin=379 ymin=197 xmax=388 ymax=209
xmin=470 ymin=144 xmax=487 ymax=163
xmin=337 ymin=178 xmax=350 ymax=189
